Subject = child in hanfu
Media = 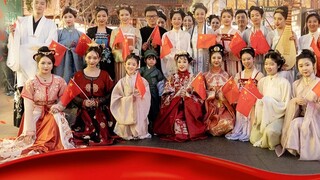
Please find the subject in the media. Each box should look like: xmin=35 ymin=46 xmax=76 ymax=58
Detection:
xmin=154 ymin=51 xmax=207 ymax=142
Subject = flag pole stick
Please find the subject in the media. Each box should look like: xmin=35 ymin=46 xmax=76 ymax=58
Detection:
xmin=70 ymin=78 xmax=90 ymax=100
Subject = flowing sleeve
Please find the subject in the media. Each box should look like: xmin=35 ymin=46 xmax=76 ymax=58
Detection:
xmin=44 ymin=20 xmax=58 ymax=45
xmin=21 ymin=80 xmax=36 ymax=135
xmin=134 ymin=28 xmax=142 ymax=56
xmin=110 ymin=79 xmax=136 ymax=125
xmin=58 ymin=77 xmax=67 ymax=98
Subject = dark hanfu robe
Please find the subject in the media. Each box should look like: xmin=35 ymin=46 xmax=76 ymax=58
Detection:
xmin=54 ymin=27 xmax=84 ymax=83
xmin=139 ymin=66 xmax=164 ymax=133
xmin=71 ymin=70 xmax=114 ymax=146
xmin=154 ymin=70 xmax=207 ymax=142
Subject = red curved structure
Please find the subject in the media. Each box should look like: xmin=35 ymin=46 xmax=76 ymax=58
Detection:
xmin=0 ymin=146 xmax=319 ymax=179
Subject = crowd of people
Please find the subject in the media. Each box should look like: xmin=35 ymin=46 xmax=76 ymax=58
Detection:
xmin=0 ymin=0 xmax=320 ymax=163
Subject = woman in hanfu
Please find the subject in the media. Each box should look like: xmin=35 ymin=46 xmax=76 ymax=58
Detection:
xmin=71 ymin=46 xmax=115 ymax=146
xmin=110 ymin=54 xmax=151 ymax=140
xmin=225 ymin=47 xmax=263 ymax=141
xmin=242 ymin=6 xmax=271 ymax=75
xmin=189 ymin=3 xmax=215 ymax=74
xmin=267 ymin=6 xmax=298 ymax=84
xmin=216 ymin=8 xmax=242 ymax=76
xmin=110 ymin=4 xmax=142 ymax=82
xmin=204 ymin=44 xmax=235 ymax=136
xmin=154 ymin=52 xmax=207 ymax=142
xmin=277 ymin=49 xmax=320 ymax=160
xmin=87 ymin=5 xmax=115 ymax=80
xmin=161 ymin=9 xmax=192 ymax=78
xmin=250 ymin=50 xmax=291 ymax=150
xmin=0 ymin=47 xmax=74 ymax=163
xmin=54 ymin=6 xmax=84 ymax=83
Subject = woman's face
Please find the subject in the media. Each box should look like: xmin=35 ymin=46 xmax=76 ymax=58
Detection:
xmin=274 ymin=13 xmax=286 ymax=30
xmin=96 ymin=10 xmax=108 ymax=26
xmin=85 ymin=51 xmax=100 ymax=68
xmin=176 ymin=56 xmax=189 ymax=72
xmin=194 ymin=8 xmax=206 ymax=24
xmin=221 ymin=12 xmax=232 ymax=26
xmin=38 ymin=56 xmax=53 ymax=75
xmin=119 ymin=9 xmax=131 ymax=25
xmin=264 ymin=58 xmax=278 ymax=76
xmin=241 ymin=53 xmax=254 ymax=70
xmin=210 ymin=52 xmax=223 ymax=68
xmin=297 ymin=58 xmax=314 ymax=78
xmin=32 ymin=0 xmax=47 ymax=15
xmin=157 ymin=17 xmax=166 ymax=28
xmin=125 ymin=58 xmax=138 ymax=75
xmin=171 ymin=13 xmax=183 ymax=30
xmin=183 ymin=16 xmax=193 ymax=30
xmin=307 ymin=16 xmax=320 ymax=33
xmin=210 ymin=18 xmax=220 ymax=31
xmin=250 ymin=10 xmax=262 ymax=26
xmin=63 ymin=12 xmax=75 ymax=27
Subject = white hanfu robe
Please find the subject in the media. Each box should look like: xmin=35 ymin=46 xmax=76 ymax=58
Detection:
xmin=250 ymin=73 xmax=291 ymax=150
xmin=110 ymin=72 xmax=151 ymax=140
xmin=7 ymin=15 xmax=58 ymax=87
xmin=277 ymin=75 xmax=320 ymax=160
xmin=161 ymin=29 xmax=192 ymax=78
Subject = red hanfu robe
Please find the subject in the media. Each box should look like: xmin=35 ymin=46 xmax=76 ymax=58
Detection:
xmin=154 ymin=70 xmax=207 ymax=142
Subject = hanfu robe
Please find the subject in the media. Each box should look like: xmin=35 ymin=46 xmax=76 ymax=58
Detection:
xmin=110 ymin=72 xmax=151 ymax=140
xmin=216 ymin=27 xmax=242 ymax=76
xmin=7 ymin=15 xmax=57 ymax=127
xmin=71 ymin=70 xmax=114 ymax=146
xmin=204 ymin=68 xmax=235 ymax=136
xmin=7 ymin=15 xmax=57 ymax=87
xmin=250 ymin=73 xmax=291 ymax=150
xmin=277 ymin=75 xmax=320 ymax=160
xmin=189 ymin=25 xmax=215 ymax=74
xmin=87 ymin=26 xmax=115 ymax=80
xmin=54 ymin=27 xmax=84 ymax=83
xmin=0 ymin=75 xmax=74 ymax=163
xmin=110 ymin=26 xmax=142 ymax=82
xmin=154 ymin=70 xmax=207 ymax=142
xmin=161 ymin=29 xmax=192 ymax=78
xmin=225 ymin=69 xmax=263 ymax=141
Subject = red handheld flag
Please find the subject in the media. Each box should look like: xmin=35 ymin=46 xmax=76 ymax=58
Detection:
xmin=310 ymin=37 xmax=320 ymax=57
xmin=229 ymin=32 xmax=247 ymax=58
xmin=3 ymin=0 xmax=7 ymax=5
xmin=236 ymin=78 xmax=262 ymax=117
xmin=135 ymin=72 xmax=146 ymax=98
xmin=245 ymin=78 xmax=263 ymax=99
xmin=150 ymin=25 xmax=162 ymax=46
xmin=197 ymin=34 xmax=216 ymax=49
xmin=312 ymin=81 xmax=320 ymax=97
xmin=49 ymin=40 xmax=67 ymax=66
xmin=236 ymin=88 xmax=257 ymax=117
xmin=160 ymin=35 xmax=173 ymax=59
xmin=112 ymin=29 xmax=125 ymax=48
xmin=60 ymin=78 xmax=82 ymax=106
xmin=191 ymin=73 xmax=207 ymax=100
xmin=221 ymin=77 xmax=240 ymax=104
xmin=250 ymin=30 xmax=270 ymax=55
xmin=75 ymin=34 xmax=91 ymax=57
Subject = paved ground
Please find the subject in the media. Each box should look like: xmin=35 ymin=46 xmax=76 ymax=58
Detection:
xmin=0 ymin=89 xmax=319 ymax=175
